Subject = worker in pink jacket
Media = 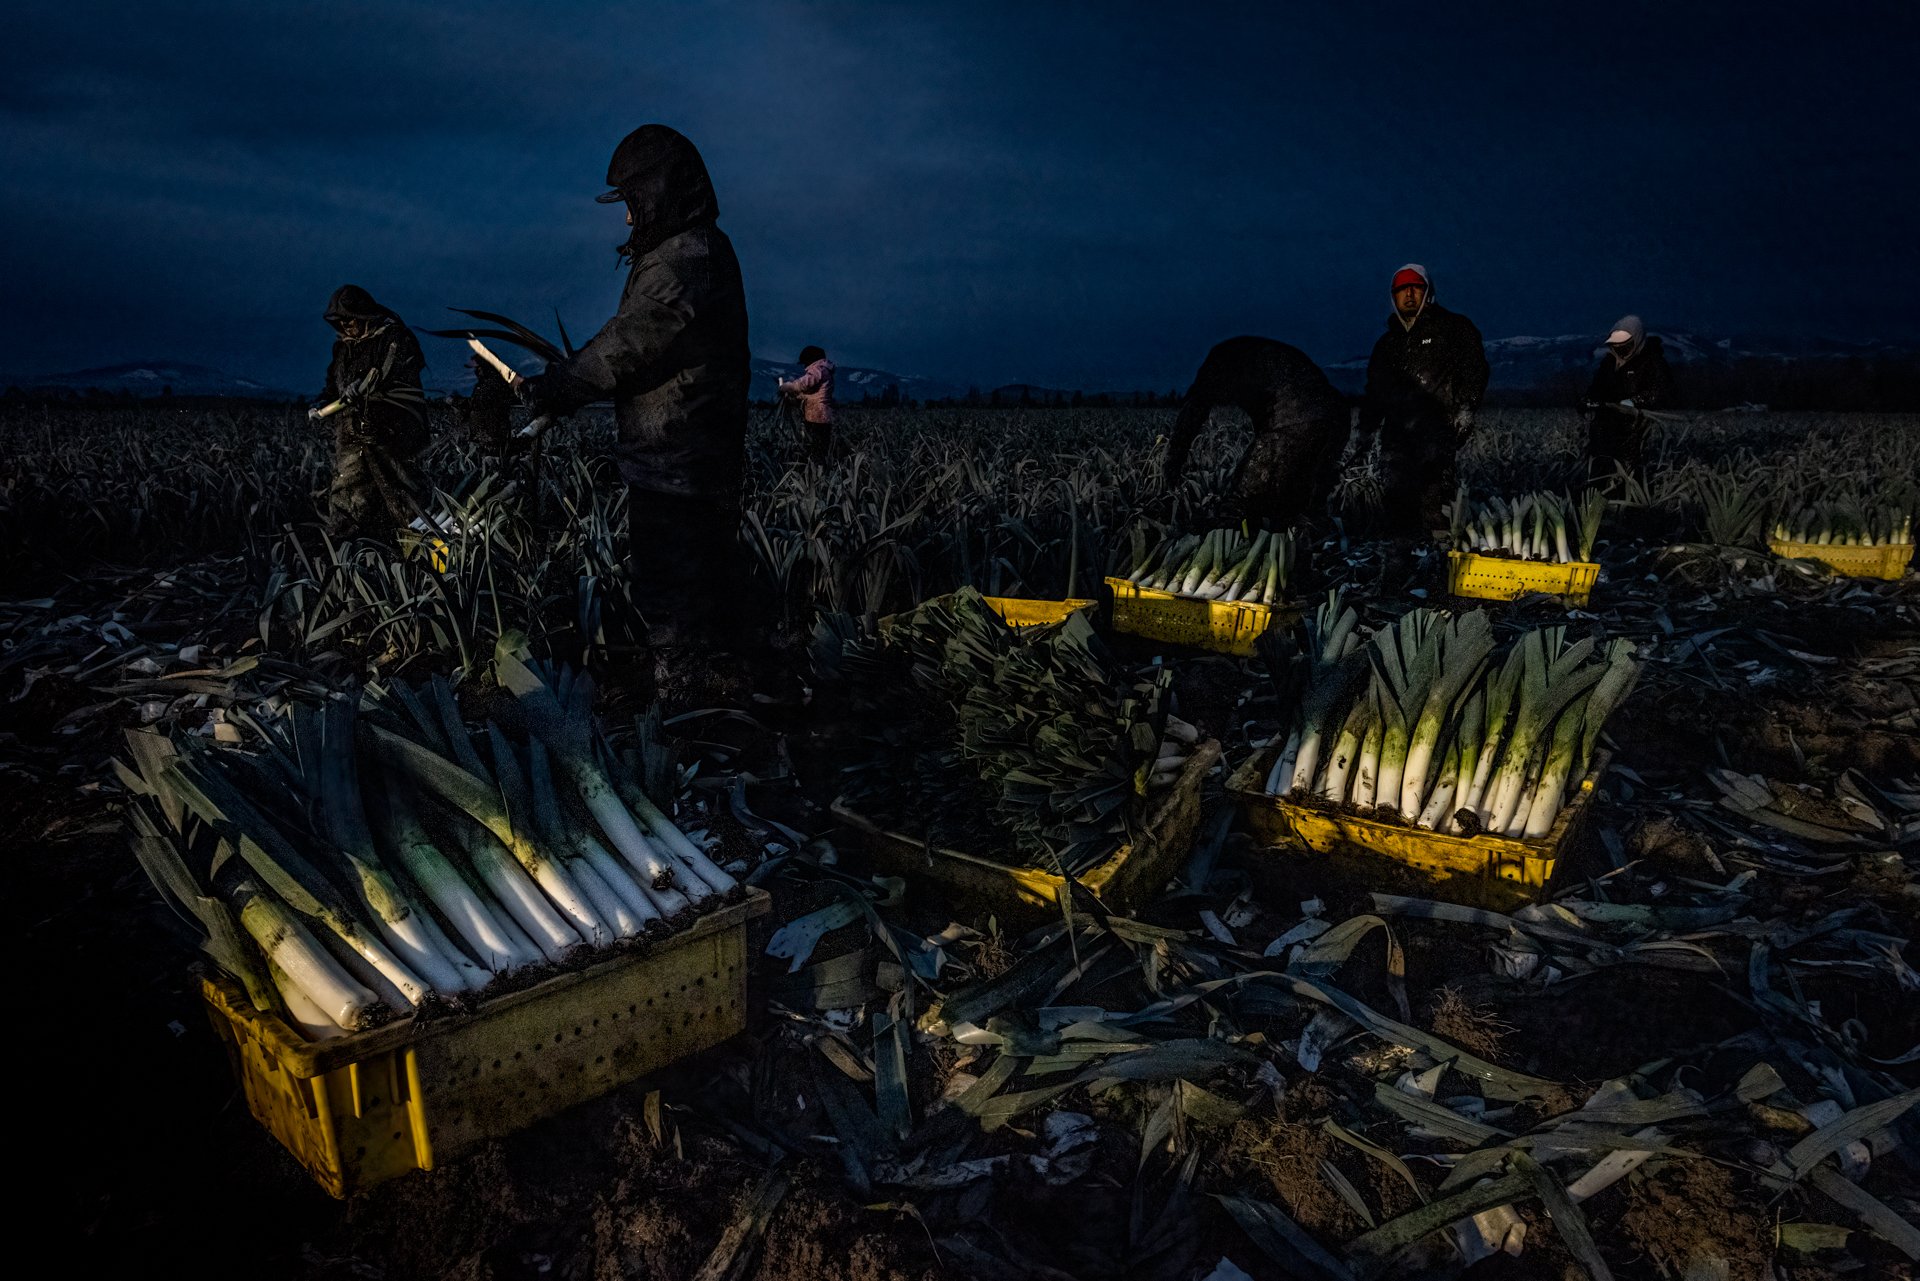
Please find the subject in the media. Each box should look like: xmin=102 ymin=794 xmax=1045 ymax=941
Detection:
xmin=777 ymin=345 xmax=835 ymax=463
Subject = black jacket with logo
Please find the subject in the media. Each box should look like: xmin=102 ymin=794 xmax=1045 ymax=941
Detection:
xmin=1358 ymin=302 xmax=1490 ymax=450
xmin=1586 ymin=336 xmax=1676 ymax=409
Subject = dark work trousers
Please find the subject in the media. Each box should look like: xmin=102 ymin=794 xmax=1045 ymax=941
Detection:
xmin=804 ymin=419 xmax=833 ymax=466
xmin=1219 ymin=418 xmax=1347 ymax=528
xmin=1587 ymin=408 xmax=1648 ymax=493
xmin=627 ymin=486 xmax=747 ymax=652
xmin=327 ymin=431 xmax=426 ymax=540
xmin=1377 ymin=429 xmax=1457 ymax=538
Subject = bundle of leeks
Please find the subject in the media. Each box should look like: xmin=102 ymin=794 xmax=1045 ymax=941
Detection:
xmin=1262 ymin=604 xmax=1637 ymax=840
xmin=119 ymin=660 xmax=735 ymax=1042
xmin=1772 ymin=500 xmax=1913 ymax=547
xmin=1448 ymin=487 xmax=1606 ymax=564
xmin=1124 ymin=527 xmax=1294 ymax=605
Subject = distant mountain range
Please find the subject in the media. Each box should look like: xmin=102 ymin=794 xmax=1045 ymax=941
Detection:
xmin=748 ymin=357 xmax=969 ymax=404
xmin=10 ymin=332 xmax=1918 ymax=407
xmin=3 ymin=361 xmax=297 ymax=399
xmin=1327 ymin=331 xmax=1920 ymax=402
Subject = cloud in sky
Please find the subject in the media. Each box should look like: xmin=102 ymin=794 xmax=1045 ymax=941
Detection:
xmin=2 ymin=1 xmax=1915 ymax=391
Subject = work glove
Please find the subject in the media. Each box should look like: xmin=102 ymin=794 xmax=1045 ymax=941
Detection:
xmin=1449 ymin=407 xmax=1476 ymax=446
xmin=516 ymin=373 xmax=557 ymax=416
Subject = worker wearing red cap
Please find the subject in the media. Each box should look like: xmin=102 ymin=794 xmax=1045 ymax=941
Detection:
xmin=1356 ymin=263 xmax=1490 ymax=537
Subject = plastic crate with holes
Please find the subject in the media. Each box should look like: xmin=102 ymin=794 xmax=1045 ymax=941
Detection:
xmin=201 ymin=889 xmax=768 ymax=1197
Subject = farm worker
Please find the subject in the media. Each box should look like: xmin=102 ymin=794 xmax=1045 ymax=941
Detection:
xmin=1583 ymin=314 xmax=1676 ymax=489
xmin=462 ymin=353 xmax=519 ymax=457
xmin=1162 ymin=337 xmax=1352 ymax=527
xmin=517 ymin=125 xmax=752 ymax=682
xmin=777 ymin=345 xmax=836 ymax=464
xmin=317 ymin=285 xmax=430 ymax=538
xmin=1355 ymin=264 xmax=1490 ymax=536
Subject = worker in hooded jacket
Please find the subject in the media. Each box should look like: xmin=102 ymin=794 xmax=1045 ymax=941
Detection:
xmin=316 ymin=284 xmax=429 ymax=538
xmin=1356 ymin=264 xmax=1490 ymax=536
xmin=1584 ymin=314 xmax=1675 ymax=489
xmin=462 ymin=353 xmax=519 ymax=458
xmin=517 ymin=125 xmax=752 ymax=675
xmin=1162 ymin=336 xmax=1352 ymax=528
xmin=778 ymin=345 xmax=836 ymax=464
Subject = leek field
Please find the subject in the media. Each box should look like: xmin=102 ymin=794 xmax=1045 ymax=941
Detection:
xmin=5 ymin=399 xmax=1917 ymax=1280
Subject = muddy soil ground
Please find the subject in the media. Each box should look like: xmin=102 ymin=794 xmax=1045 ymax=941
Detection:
xmin=9 ymin=535 xmax=1918 ymax=1280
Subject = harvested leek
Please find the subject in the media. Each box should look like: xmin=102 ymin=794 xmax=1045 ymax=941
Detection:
xmin=120 ymin=666 xmax=737 ymax=1041
xmin=1125 ymin=527 xmax=1294 ymax=605
xmin=1448 ymin=488 xmax=1605 ymax=564
xmin=1772 ymin=500 xmax=1913 ymax=547
xmin=1262 ymin=608 xmax=1638 ymax=838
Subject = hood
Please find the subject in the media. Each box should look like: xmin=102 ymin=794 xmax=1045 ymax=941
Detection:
xmin=598 ymin=125 xmax=721 ymax=259
xmin=1606 ymin=314 xmax=1646 ymax=363
xmin=323 ymin=284 xmax=402 ymax=331
xmin=1391 ymin=262 xmax=1432 ymax=331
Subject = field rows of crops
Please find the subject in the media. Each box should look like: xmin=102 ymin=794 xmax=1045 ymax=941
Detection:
xmin=4 ymin=401 xmax=1916 ymax=1280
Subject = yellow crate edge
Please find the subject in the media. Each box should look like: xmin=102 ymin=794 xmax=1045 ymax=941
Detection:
xmin=1446 ymin=551 xmax=1599 ymax=605
xmin=878 ymin=593 xmax=1098 ymax=637
xmin=1105 ymin=577 xmax=1297 ymax=657
xmin=831 ymin=739 xmax=1220 ymax=917
xmin=202 ymin=890 xmax=770 ymax=1197
xmin=1767 ymin=539 xmax=1912 ymax=581
xmin=1225 ymin=746 xmax=1610 ymax=906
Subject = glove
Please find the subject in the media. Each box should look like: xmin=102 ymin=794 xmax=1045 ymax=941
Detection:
xmin=516 ymin=373 xmax=557 ymax=415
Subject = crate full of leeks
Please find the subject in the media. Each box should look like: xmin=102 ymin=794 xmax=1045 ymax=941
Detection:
xmin=818 ymin=588 xmax=1217 ymax=919
xmin=1446 ymin=488 xmax=1605 ymax=606
xmin=1107 ymin=526 xmax=1297 ymax=656
xmin=1767 ymin=498 xmax=1914 ymax=580
xmin=120 ymin=655 xmax=765 ymax=1197
xmin=1226 ymin=594 xmax=1638 ymax=907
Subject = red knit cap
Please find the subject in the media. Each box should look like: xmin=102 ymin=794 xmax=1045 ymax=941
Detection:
xmin=1392 ymin=266 xmax=1430 ymax=291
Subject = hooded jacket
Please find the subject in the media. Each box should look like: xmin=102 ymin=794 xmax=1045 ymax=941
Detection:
xmin=1164 ymin=336 xmax=1352 ymax=525
xmin=1359 ymin=265 xmax=1489 ymax=446
xmin=1586 ymin=315 xmax=1675 ymax=410
xmin=1165 ymin=337 xmax=1347 ymax=478
xmin=534 ymin=126 xmax=750 ymax=499
xmin=321 ymin=284 xmax=427 ymax=454
xmin=779 ymin=357 xmax=836 ymax=424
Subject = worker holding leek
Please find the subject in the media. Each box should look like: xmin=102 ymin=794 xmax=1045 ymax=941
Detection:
xmin=514 ymin=125 xmax=752 ymax=690
xmin=1583 ymin=314 xmax=1676 ymax=490
xmin=313 ymin=285 xmax=430 ymax=538
xmin=1161 ymin=336 xmax=1353 ymax=527
xmin=778 ymin=344 xmax=837 ymax=464
xmin=1354 ymin=264 xmax=1490 ymax=538
xmin=461 ymin=353 xmax=519 ymax=458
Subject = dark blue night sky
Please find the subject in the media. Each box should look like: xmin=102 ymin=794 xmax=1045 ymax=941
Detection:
xmin=3 ymin=1 xmax=1915 ymax=393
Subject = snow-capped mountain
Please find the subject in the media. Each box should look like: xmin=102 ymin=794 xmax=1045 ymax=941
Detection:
xmin=1324 ymin=331 xmax=1918 ymax=400
xmin=749 ymin=357 xmax=966 ymax=404
xmin=4 ymin=361 xmax=296 ymax=399
xmin=10 ymin=332 xmax=1915 ymax=408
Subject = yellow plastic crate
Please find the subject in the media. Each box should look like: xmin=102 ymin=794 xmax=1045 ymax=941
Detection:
xmin=879 ymin=593 xmax=1096 ymax=640
xmin=1225 ymin=749 xmax=1610 ymax=910
xmin=831 ymin=740 xmax=1219 ymax=923
xmin=1767 ymin=539 xmax=1912 ymax=581
xmin=397 ymin=531 xmax=451 ymax=573
xmin=1105 ymin=577 xmax=1295 ymax=657
xmin=202 ymin=889 xmax=769 ymax=1198
xmin=1447 ymin=552 xmax=1599 ymax=606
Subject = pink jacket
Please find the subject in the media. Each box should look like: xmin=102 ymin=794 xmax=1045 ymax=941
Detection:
xmin=779 ymin=358 xmax=836 ymax=424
